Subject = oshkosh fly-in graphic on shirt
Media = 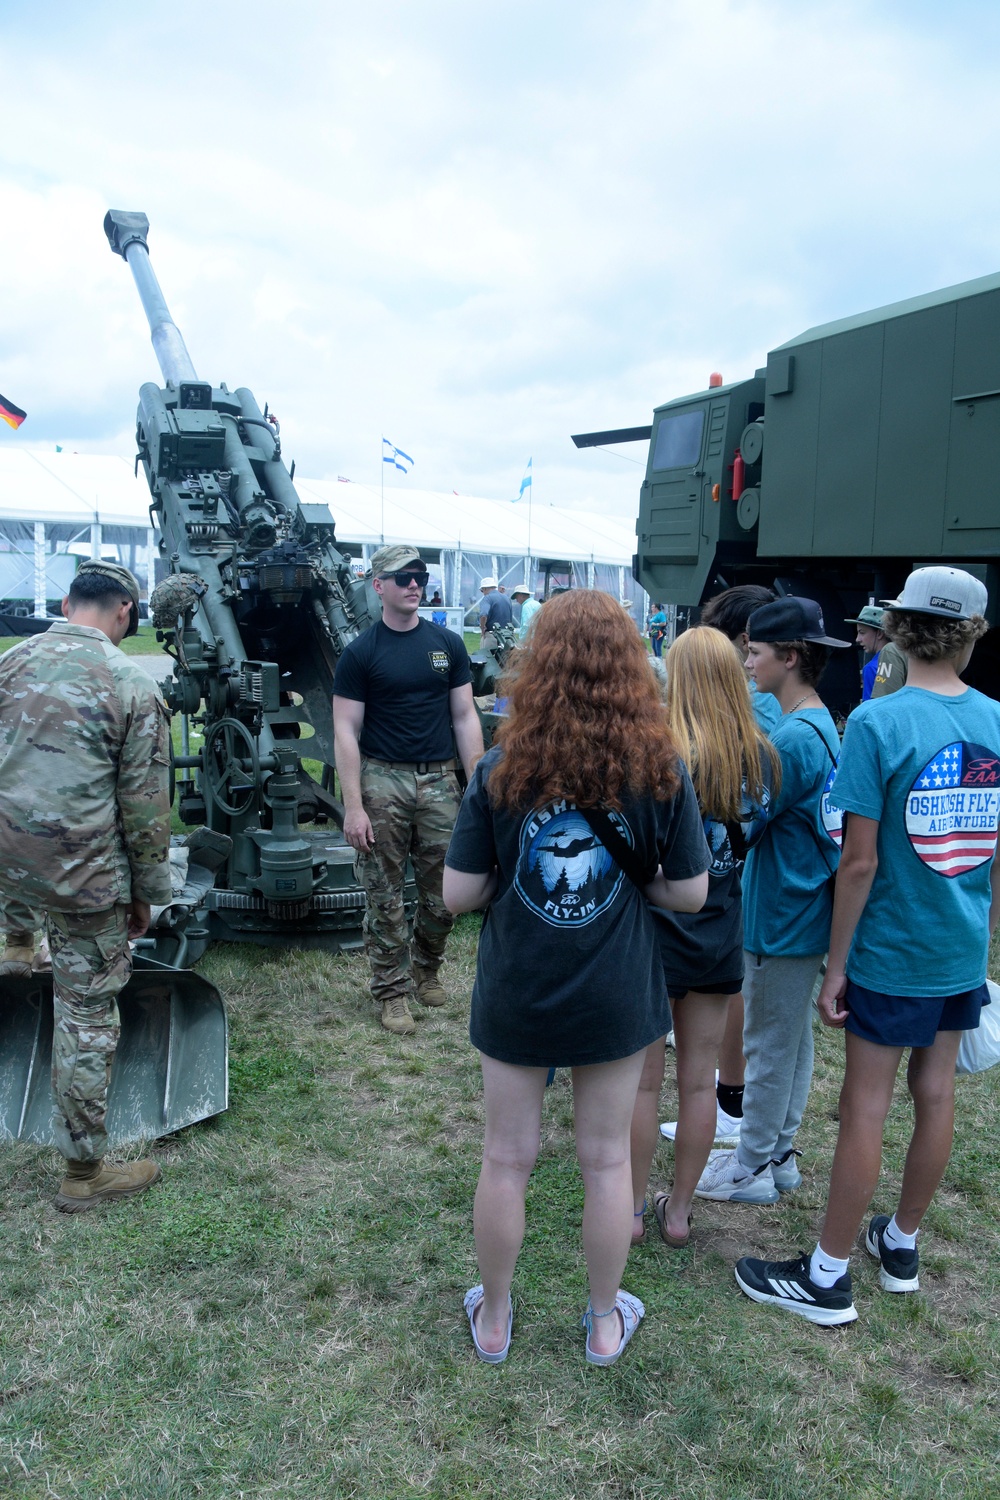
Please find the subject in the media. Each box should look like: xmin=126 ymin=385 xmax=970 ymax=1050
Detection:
xmin=905 ymin=741 xmax=1000 ymax=877
xmin=821 ymin=764 xmax=844 ymax=850
xmin=515 ymin=801 xmax=629 ymax=927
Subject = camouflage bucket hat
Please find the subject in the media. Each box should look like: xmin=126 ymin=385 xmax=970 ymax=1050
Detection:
xmin=75 ymin=559 xmax=141 ymax=636
xmin=369 ymin=543 xmax=422 ymax=577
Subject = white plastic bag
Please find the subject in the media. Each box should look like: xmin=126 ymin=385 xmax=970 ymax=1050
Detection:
xmin=955 ymin=980 xmax=1000 ymax=1075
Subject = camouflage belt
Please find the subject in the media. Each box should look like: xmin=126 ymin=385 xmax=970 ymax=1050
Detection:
xmin=366 ymin=757 xmax=458 ymax=774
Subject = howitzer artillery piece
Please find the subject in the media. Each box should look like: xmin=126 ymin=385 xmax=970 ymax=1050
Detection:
xmin=105 ymin=210 xmax=383 ymax=962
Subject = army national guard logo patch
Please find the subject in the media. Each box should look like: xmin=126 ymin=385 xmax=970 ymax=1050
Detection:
xmin=514 ymin=800 xmax=629 ymax=927
xmin=428 ymin=650 xmax=451 ymax=674
xmin=905 ymin=741 xmax=1000 ymax=877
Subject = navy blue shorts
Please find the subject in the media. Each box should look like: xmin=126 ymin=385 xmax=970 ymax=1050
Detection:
xmin=844 ymin=979 xmax=990 ymax=1049
xmin=668 ymin=977 xmax=743 ymax=1002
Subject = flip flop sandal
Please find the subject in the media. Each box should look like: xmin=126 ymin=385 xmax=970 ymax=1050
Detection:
xmin=463 ymin=1285 xmax=512 ymax=1364
xmin=654 ymin=1191 xmax=692 ymax=1249
xmin=581 ymin=1290 xmax=645 ymax=1366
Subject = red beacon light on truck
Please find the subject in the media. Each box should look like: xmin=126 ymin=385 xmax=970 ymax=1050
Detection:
xmin=708 ymin=372 xmax=723 ymax=388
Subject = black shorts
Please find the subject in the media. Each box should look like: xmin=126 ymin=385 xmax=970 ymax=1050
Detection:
xmin=844 ymin=979 xmax=990 ymax=1049
xmin=667 ymin=977 xmax=743 ymax=1003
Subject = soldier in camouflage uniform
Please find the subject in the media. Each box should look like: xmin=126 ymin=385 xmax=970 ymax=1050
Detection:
xmin=333 ymin=544 xmax=483 ymax=1035
xmin=0 ymin=560 xmax=172 ymax=1210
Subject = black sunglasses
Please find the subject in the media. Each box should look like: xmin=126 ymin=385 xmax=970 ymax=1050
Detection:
xmin=379 ymin=570 xmax=429 ymax=588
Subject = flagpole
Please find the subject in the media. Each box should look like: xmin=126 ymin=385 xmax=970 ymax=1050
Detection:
xmin=380 ymin=435 xmax=385 ymax=544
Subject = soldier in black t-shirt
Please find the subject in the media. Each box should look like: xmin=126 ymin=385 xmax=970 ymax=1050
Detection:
xmin=333 ymin=544 xmax=484 ymax=1036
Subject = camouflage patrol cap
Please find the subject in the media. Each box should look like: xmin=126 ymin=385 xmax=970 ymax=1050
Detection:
xmin=369 ymin=543 xmax=422 ymax=576
xmin=74 ymin=559 xmax=141 ymax=636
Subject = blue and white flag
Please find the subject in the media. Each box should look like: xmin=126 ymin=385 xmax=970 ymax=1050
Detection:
xmin=514 ymin=457 xmax=532 ymax=502
xmin=382 ymin=437 xmax=414 ymax=474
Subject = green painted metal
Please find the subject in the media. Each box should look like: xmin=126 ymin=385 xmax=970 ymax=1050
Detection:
xmin=0 ymin=956 xmax=227 ymax=1147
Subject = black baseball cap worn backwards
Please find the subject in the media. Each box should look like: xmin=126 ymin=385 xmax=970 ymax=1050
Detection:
xmin=747 ymin=596 xmax=850 ymax=649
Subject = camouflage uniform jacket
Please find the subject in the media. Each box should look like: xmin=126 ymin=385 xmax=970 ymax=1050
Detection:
xmin=0 ymin=621 xmax=172 ymax=911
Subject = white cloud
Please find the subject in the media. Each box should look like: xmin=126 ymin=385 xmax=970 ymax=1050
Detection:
xmin=0 ymin=0 xmax=999 ymax=519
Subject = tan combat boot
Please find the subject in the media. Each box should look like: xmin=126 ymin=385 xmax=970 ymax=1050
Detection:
xmin=414 ymin=971 xmax=447 ymax=1008
xmin=53 ymin=1158 xmax=162 ymax=1214
xmin=0 ymin=939 xmax=35 ymax=978
xmin=380 ymin=993 xmax=416 ymax=1036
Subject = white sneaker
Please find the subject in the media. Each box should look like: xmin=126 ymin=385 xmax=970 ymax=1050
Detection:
xmin=693 ymin=1149 xmax=779 ymax=1204
xmin=659 ymin=1103 xmax=742 ymax=1145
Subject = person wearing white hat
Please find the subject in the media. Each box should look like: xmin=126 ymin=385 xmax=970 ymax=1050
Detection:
xmin=478 ymin=577 xmax=512 ymax=642
xmin=736 ymin=566 xmax=1000 ymax=1325
xmin=510 ymin=582 xmax=540 ymax=639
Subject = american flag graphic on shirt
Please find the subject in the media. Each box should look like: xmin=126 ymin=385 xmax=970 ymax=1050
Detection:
xmin=905 ymin=742 xmax=1000 ymax=877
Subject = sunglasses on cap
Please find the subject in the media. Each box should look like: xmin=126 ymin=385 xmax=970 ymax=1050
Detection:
xmin=378 ymin=569 xmax=429 ymax=589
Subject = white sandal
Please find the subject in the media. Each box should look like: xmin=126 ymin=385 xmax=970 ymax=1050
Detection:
xmin=463 ymin=1284 xmax=513 ymax=1364
xmin=581 ymin=1290 xmax=645 ymax=1366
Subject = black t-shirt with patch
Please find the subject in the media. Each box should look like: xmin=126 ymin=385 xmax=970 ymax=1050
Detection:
xmin=446 ymin=746 xmax=710 ymax=1065
xmin=333 ymin=619 xmax=471 ymax=762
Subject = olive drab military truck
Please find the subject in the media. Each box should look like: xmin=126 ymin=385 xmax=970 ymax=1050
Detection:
xmin=576 ymin=269 xmax=1000 ymax=713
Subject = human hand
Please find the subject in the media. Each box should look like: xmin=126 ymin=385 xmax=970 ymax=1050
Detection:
xmin=817 ymin=969 xmax=849 ymax=1028
xmin=343 ymin=808 xmax=375 ymax=852
xmin=127 ymin=900 xmax=152 ymax=939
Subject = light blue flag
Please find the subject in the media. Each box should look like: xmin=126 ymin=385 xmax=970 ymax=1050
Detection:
xmin=382 ymin=437 xmax=414 ymax=474
xmin=515 ymin=457 xmax=532 ymax=502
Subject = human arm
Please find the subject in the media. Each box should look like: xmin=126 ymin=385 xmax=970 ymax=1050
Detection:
xmin=816 ymin=812 xmax=879 ymax=1027
xmin=990 ymin=843 xmax=1000 ymax=937
xmin=449 ymin=682 xmax=484 ymax=779
xmin=644 ymin=868 xmax=708 ymax=913
xmin=332 ymin=695 xmax=375 ymax=851
xmin=442 ymin=865 xmax=498 ymax=913
xmin=117 ymin=687 xmax=172 ymax=907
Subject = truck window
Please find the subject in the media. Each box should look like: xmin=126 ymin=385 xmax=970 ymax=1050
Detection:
xmin=652 ymin=410 xmax=704 ymax=470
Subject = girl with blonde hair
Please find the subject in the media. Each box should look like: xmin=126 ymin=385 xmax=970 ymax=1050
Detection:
xmin=631 ymin=626 xmax=780 ymax=1247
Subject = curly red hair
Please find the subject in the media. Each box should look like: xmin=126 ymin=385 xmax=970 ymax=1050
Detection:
xmin=489 ymin=589 xmax=681 ymax=811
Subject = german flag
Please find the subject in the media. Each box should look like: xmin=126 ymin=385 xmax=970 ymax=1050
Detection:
xmin=0 ymin=394 xmax=26 ymax=431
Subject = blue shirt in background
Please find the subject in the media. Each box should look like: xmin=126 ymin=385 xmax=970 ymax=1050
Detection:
xmin=830 ymin=686 xmax=1000 ymax=996
xmin=743 ymin=706 xmax=841 ymax=956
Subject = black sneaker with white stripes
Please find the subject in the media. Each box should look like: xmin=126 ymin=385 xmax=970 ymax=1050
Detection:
xmin=865 ymin=1215 xmax=920 ymax=1293
xmin=734 ymin=1253 xmax=858 ymax=1326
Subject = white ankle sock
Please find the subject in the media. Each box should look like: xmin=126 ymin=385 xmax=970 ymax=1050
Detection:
xmin=883 ymin=1214 xmax=918 ymax=1251
xmin=810 ymin=1243 xmax=850 ymax=1287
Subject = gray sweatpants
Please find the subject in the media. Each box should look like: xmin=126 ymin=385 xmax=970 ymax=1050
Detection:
xmin=737 ymin=950 xmax=825 ymax=1172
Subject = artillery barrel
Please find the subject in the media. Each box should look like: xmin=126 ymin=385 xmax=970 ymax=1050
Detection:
xmin=104 ymin=210 xmax=198 ymax=387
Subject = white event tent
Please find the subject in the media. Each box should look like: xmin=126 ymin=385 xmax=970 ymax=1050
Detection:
xmin=0 ymin=450 xmax=648 ymax=623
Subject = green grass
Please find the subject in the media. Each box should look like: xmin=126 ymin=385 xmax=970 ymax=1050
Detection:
xmin=2 ymin=925 xmax=1000 ymax=1498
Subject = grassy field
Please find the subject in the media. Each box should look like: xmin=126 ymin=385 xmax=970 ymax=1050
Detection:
xmin=2 ymin=922 xmax=1000 ymax=1499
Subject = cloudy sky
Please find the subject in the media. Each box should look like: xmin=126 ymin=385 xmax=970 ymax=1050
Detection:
xmin=2 ymin=0 xmax=1000 ymax=517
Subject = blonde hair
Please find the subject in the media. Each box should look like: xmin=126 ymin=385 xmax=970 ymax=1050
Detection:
xmin=665 ymin=627 xmax=781 ymax=822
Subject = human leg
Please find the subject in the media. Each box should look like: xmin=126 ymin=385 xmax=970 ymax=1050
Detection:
xmin=472 ymin=1055 xmax=548 ymax=1354
xmin=895 ymin=1028 xmax=963 ymax=1234
xmin=629 ymin=1038 xmax=665 ymax=1238
xmin=356 ymin=763 xmax=417 ymax=1030
xmin=572 ymin=1049 xmax=646 ymax=1358
xmin=739 ymin=952 xmax=823 ymax=1170
xmin=658 ymin=991 xmax=730 ymax=1239
xmin=409 ymin=769 xmax=462 ymax=1003
xmin=718 ymin=991 xmax=746 ymax=1094
xmin=817 ymin=1031 xmax=902 ymax=1260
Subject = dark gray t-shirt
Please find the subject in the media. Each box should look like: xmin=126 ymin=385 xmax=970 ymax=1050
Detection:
xmin=480 ymin=592 xmax=513 ymax=631
xmin=446 ymin=747 xmax=710 ymax=1065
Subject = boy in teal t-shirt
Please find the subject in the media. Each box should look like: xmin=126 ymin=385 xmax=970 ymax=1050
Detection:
xmin=736 ymin=567 xmax=1000 ymax=1325
xmin=694 ymin=595 xmax=849 ymax=1206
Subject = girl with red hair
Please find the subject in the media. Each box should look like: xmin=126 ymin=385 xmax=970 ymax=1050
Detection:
xmin=444 ymin=589 xmax=709 ymax=1365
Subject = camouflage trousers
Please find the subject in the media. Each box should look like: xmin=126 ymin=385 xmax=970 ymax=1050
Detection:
xmin=2 ymin=893 xmax=40 ymax=945
xmin=46 ymin=906 xmax=131 ymax=1162
xmin=355 ymin=760 xmax=462 ymax=1005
